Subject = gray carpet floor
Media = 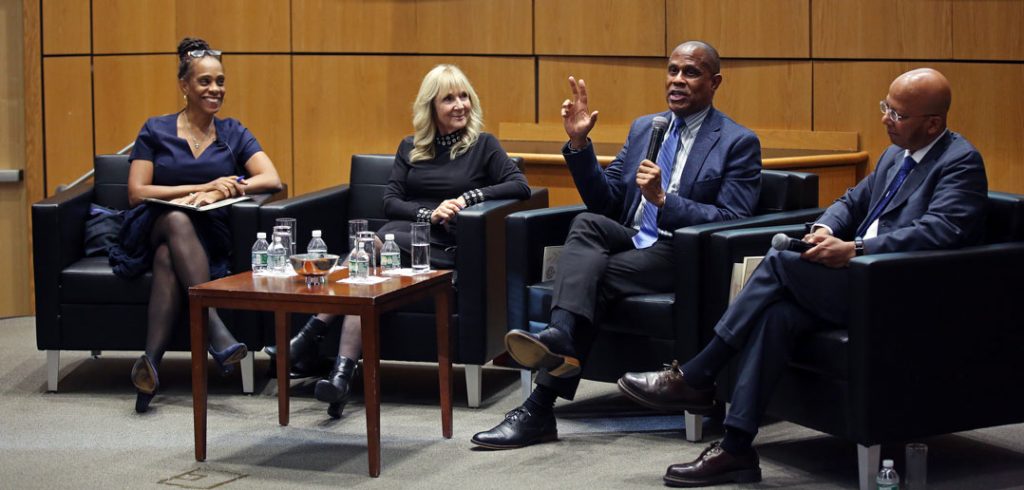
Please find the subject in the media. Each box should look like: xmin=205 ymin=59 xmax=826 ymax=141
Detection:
xmin=3 ymin=315 xmax=1024 ymax=489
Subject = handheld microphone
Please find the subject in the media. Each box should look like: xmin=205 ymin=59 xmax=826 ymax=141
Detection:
xmin=645 ymin=116 xmax=670 ymax=162
xmin=771 ymin=233 xmax=813 ymax=253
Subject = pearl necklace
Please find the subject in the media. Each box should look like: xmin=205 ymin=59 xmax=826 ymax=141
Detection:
xmin=184 ymin=113 xmax=214 ymax=150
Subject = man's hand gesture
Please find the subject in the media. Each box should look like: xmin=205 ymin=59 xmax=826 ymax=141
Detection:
xmin=561 ymin=76 xmax=599 ymax=150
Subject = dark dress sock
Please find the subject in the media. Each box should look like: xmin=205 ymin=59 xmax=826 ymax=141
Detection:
xmin=721 ymin=425 xmax=756 ymax=456
xmin=524 ymin=384 xmax=558 ymax=415
xmin=680 ymin=335 xmax=738 ymax=390
xmin=549 ymin=307 xmax=577 ymax=339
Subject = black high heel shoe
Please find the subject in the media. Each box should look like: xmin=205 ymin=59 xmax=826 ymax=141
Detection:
xmin=208 ymin=343 xmax=247 ymax=375
xmin=131 ymin=355 xmax=159 ymax=413
xmin=316 ymin=356 xmax=358 ymax=419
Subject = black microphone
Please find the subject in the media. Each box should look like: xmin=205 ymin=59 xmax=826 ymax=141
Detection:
xmin=771 ymin=233 xmax=813 ymax=253
xmin=645 ymin=116 xmax=670 ymax=162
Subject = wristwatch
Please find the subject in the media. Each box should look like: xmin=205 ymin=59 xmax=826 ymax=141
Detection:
xmin=854 ymin=237 xmax=865 ymax=256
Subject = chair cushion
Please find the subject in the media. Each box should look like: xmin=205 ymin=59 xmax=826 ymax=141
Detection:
xmin=789 ymin=328 xmax=849 ymax=379
xmin=526 ymin=281 xmax=675 ymax=339
xmin=61 ymin=256 xmax=152 ymax=304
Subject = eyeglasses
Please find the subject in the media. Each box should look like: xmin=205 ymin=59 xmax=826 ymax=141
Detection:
xmin=186 ymin=49 xmax=222 ymax=59
xmin=879 ymin=100 xmax=937 ymax=123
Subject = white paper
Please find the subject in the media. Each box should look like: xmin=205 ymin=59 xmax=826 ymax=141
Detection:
xmin=338 ymin=275 xmax=391 ymax=285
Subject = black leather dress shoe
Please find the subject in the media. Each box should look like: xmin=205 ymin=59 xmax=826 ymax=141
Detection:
xmin=505 ymin=328 xmax=580 ymax=378
xmin=470 ymin=405 xmax=558 ymax=449
xmin=664 ymin=442 xmax=761 ymax=487
xmin=617 ymin=360 xmax=715 ymax=414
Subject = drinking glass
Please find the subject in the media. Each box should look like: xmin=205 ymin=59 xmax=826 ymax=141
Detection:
xmin=275 ymin=217 xmax=297 ymax=256
xmin=410 ymin=222 xmax=430 ymax=272
xmin=272 ymin=225 xmax=292 ymax=261
xmin=357 ymin=230 xmax=377 ymax=272
xmin=905 ymin=443 xmax=928 ymax=490
xmin=347 ymin=219 xmax=368 ymax=256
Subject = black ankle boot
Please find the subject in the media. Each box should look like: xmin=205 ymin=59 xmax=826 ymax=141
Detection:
xmin=288 ymin=317 xmax=328 ymax=377
xmin=316 ymin=356 xmax=358 ymax=418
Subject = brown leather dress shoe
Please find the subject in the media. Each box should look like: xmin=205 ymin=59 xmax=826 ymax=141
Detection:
xmin=617 ymin=360 xmax=715 ymax=414
xmin=664 ymin=441 xmax=762 ymax=487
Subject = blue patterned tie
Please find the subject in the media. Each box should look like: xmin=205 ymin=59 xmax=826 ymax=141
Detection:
xmin=856 ymin=154 xmax=916 ymax=238
xmin=633 ymin=118 xmax=684 ymax=249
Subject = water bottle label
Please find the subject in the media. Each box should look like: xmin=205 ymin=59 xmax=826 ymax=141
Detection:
xmin=252 ymin=252 xmax=268 ymax=266
xmin=877 ymin=485 xmax=897 ymax=490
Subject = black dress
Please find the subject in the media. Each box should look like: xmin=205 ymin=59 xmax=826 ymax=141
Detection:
xmin=378 ymin=132 xmax=530 ymax=268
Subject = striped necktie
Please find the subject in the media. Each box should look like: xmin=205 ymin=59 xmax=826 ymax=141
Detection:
xmin=633 ymin=118 xmax=684 ymax=249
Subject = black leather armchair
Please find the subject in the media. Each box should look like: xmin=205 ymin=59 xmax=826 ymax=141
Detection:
xmin=699 ymin=191 xmax=1024 ymax=489
xmin=266 ymin=154 xmax=548 ymax=408
xmin=505 ymin=169 xmax=821 ymax=429
xmin=32 ymin=154 xmax=285 ymax=393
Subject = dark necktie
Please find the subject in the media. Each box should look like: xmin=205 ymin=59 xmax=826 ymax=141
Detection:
xmin=857 ymin=154 xmax=916 ymax=238
xmin=633 ymin=118 xmax=684 ymax=249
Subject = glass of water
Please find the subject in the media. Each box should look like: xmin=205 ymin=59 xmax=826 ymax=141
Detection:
xmin=275 ymin=218 xmax=297 ymax=256
xmin=410 ymin=222 xmax=430 ymax=272
xmin=357 ymin=231 xmax=377 ymax=273
xmin=347 ymin=219 xmax=368 ymax=257
xmin=272 ymin=225 xmax=292 ymax=260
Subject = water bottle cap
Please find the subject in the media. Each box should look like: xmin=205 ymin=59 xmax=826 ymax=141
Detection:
xmin=257 ymin=232 xmax=266 ymax=239
xmin=385 ymin=233 xmax=395 ymax=240
xmin=882 ymin=459 xmax=894 ymax=468
xmin=312 ymin=230 xmax=322 ymax=237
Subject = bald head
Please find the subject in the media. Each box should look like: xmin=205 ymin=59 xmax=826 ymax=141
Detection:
xmin=672 ymin=41 xmax=721 ymax=74
xmin=891 ymin=68 xmax=952 ymax=117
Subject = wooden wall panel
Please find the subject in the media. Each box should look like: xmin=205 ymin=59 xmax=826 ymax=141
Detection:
xmin=93 ymin=0 xmax=175 ymax=54
xmin=43 ymin=56 xmax=93 ymax=193
xmin=535 ymin=0 xmax=665 ymax=56
xmin=216 ymin=55 xmax=293 ymax=192
xmin=714 ymin=60 xmax=811 ymax=130
xmin=952 ymin=0 xmax=1024 ymax=61
xmin=3 ymin=0 xmax=30 ymax=316
xmin=667 ymin=0 xmax=809 ymax=58
xmin=93 ymin=55 xmax=179 ymax=155
xmin=292 ymin=56 xmax=535 ymax=194
xmin=812 ymin=0 xmax=952 ymax=59
xmin=176 ymin=0 xmax=289 ymax=52
xmin=41 ymin=0 xmax=89 ymax=54
xmin=537 ymin=57 xmax=665 ymax=125
xmin=292 ymin=0 xmax=416 ymax=53
xmin=415 ymin=0 xmax=532 ymax=54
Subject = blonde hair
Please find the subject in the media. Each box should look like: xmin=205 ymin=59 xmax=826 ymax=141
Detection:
xmin=409 ymin=64 xmax=484 ymax=162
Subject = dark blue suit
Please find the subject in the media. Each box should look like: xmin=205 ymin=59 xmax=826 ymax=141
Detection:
xmin=541 ymin=107 xmax=762 ymax=399
xmin=716 ymin=130 xmax=988 ymax=435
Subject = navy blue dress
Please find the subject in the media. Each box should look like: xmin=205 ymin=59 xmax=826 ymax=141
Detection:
xmin=109 ymin=113 xmax=263 ymax=279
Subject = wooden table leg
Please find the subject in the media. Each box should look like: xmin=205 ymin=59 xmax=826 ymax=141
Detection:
xmin=361 ymin=310 xmax=382 ymax=477
xmin=274 ymin=311 xmax=291 ymax=426
xmin=435 ymin=285 xmax=454 ymax=439
xmin=190 ymin=299 xmax=208 ymax=461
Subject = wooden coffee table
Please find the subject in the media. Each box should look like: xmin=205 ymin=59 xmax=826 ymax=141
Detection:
xmin=188 ymin=268 xmax=454 ymax=477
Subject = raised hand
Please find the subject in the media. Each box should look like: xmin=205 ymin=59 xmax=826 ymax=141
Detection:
xmin=561 ymin=76 xmax=600 ymax=149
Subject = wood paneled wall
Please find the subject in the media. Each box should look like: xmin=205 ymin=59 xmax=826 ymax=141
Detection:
xmin=26 ymin=0 xmax=1024 ymax=200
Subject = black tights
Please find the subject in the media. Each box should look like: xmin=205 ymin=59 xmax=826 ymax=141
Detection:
xmin=145 ymin=211 xmax=238 ymax=365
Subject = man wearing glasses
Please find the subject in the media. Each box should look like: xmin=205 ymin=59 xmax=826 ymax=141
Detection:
xmin=617 ymin=67 xmax=988 ymax=487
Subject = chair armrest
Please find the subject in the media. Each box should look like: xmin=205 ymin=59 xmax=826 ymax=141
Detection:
xmin=505 ymin=204 xmax=586 ymax=333
xmin=844 ymin=243 xmax=1024 ymax=441
xmin=456 ymin=187 xmax=549 ymax=364
xmin=32 ymin=184 xmax=95 ymax=349
xmin=671 ymin=209 xmax=823 ymax=360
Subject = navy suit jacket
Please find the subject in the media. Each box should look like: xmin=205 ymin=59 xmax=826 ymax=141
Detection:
xmin=818 ymin=131 xmax=988 ymax=254
xmin=562 ymin=107 xmax=762 ymax=232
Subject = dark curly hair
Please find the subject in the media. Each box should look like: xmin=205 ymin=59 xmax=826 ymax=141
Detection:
xmin=177 ymin=37 xmax=219 ymax=80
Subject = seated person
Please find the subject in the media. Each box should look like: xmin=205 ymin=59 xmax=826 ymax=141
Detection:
xmin=281 ymin=64 xmax=531 ymax=419
xmin=472 ymin=40 xmax=763 ymax=449
xmin=618 ymin=68 xmax=988 ymax=487
xmin=112 ymin=37 xmax=283 ymax=413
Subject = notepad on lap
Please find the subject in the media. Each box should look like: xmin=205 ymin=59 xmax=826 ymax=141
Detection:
xmin=143 ymin=195 xmax=251 ymax=212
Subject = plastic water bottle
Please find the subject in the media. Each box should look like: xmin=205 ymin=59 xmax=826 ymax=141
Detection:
xmin=350 ymin=242 xmax=369 ymax=280
xmin=877 ymin=459 xmax=900 ymax=490
xmin=380 ymin=233 xmax=401 ymax=273
xmin=307 ymin=229 xmax=328 ymax=258
xmin=268 ymin=234 xmax=288 ymax=273
xmin=251 ymin=232 xmax=269 ymax=273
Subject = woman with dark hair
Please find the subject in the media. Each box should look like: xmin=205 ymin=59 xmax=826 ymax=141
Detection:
xmin=111 ymin=37 xmax=282 ymax=413
xmin=280 ymin=64 xmax=530 ymax=419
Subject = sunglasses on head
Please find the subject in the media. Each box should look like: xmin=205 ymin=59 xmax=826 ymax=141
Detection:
xmin=186 ymin=49 xmax=222 ymax=59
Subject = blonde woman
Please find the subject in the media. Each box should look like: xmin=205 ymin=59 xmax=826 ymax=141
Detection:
xmin=283 ymin=64 xmax=530 ymax=418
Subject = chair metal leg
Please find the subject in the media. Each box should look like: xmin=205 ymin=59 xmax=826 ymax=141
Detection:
xmin=684 ymin=411 xmax=703 ymax=442
xmin=464 ymin=364 xmax=482 ymax=408
xmin=520 ymin=369 xmax=534 ymax=401
xmin=857 ymin=444 xmax=880 ymax=490
xmin=47 ymin=350 xmax=60 ymax=392
xmin=240 ymin=351 xmax=255 ymax=394
xmin=90 ymin=350 xmax=101 ymax=358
